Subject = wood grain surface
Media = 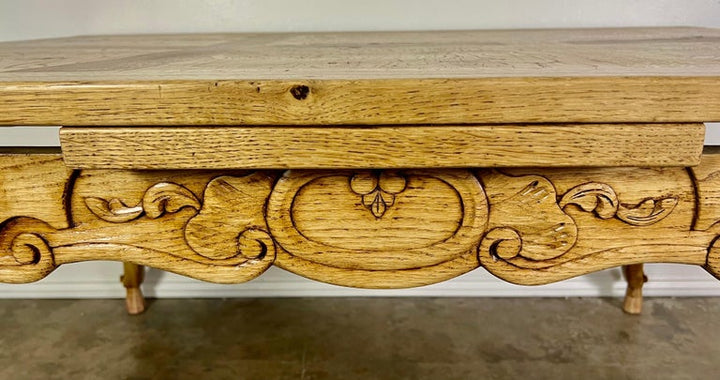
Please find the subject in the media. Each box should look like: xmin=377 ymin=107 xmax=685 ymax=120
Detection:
xmin=3 ymin=28 xmax=719 ymax=80
xmin=688 ymin=148 xmax=720 ymax=231
xmin=59 ymin=123 xmax=705 ymax=169
xmin=121 ymin=263 xmax=145 ymax=315
xmin=0 ymin=151 xmax=72 ymax=230
xmin=3 ymin=152 xmax=720 ymax=287
xmin=1 ymin=28 xmax=720 ymax=125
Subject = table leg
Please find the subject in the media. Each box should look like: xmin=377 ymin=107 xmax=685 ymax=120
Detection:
xmin=622 ymin=264 xmax=647 ymax=315
xmin=121 ymin=263 xmax=145 ymax=315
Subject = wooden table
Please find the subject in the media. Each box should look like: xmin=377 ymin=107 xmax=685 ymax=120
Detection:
xmin=1 ymin=27 xmax=719 ymax=315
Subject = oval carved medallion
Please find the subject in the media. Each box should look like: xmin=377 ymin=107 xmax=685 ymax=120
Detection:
xmin=267 ymin=170 xmax=488 ymax=271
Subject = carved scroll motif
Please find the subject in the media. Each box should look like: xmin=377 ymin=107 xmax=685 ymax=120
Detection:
xmin=479 ymin=171 xmax=577 ymax=262
xmin=559 ymin=182 xmax=678 ymax=226
xmin=0 ymin=172 xmax=277 ymax=284
xmin=85 ymin=183 xmax=201 ymax=223
xmin=82 ymin=175 xmax=275 ymax=264
xmin=3 ymin=156 xmax=720 ymax=288
xmin=475 ymin=169 xmax=706 ymax=285
xmin=0 ymin=217 xmax=57 ymax=283
xmin=185 ymin=176 xmax=274 ymax=262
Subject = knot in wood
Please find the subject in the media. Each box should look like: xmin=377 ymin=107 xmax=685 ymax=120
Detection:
xmin=290 ymin=85 xmax=310 ymax=100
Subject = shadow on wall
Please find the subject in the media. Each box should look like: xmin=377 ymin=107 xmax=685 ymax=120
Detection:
xmin=705 ymin=123 xmax=720 ymax=145
xmin=2 ymin=124 xmax=720 ymax=147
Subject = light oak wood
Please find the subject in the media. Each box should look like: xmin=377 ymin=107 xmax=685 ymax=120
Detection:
xmin=622 ymin=264 xmax=646 ymax=315
xmin=2 ymin=78 xmax=719 ymax=126
xmin=60 ymin=169 xmax=275 ymax=283
xmin=475 ymin=165 xmax=708 ymax=285
xmin=2 ymin=28 xmax=720 ymax=125
xmin=4 ymin=28 xmax=720 ymax=80
xmin=689 ymin=147 xmax=720 ymax=231
xmin=121 ymin=263 xmax=145 ymax=315
xmin=59 ymin=124 xmax=705 ymax=169
xmin=0 ymin=151 xmax=72 ymax=231
xmin=267 ymin=169 xmax=485 ymax=285
xmin=2 ymin=27 xmax=720 ymax=310
xmin=2 ymin=152 xmax=720 ymax=289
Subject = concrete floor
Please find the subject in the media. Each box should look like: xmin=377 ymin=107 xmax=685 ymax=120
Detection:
xmin=0 ymin=298 xmax=718 ymax=379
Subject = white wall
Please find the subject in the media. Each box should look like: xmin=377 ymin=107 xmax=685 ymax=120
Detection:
xmin=2 ymin=0 xmax=720 ymax=299
xmin=1 ymin=0 xmax=720 ymax=41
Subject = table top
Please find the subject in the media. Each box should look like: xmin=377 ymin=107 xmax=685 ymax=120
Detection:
xmin=1 ymin=27 xmax=719 ymax=125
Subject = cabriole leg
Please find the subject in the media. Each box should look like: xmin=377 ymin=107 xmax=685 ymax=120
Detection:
xmin=622 ymin=264 xmax=647 ymax=315
xmin=121 ymin=263 xmax=145 ymax=315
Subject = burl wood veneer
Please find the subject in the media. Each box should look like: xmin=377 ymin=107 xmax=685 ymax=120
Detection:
xmin=1 ymin=27 xmax=719 ymax=315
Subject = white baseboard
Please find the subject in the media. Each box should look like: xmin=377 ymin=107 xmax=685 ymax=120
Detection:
xmin=1 ymin=261 xmax=719 ymax=299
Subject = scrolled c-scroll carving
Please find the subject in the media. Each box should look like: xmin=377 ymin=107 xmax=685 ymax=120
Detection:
xmin=0 ymin=172 xmax=278 ymax=284
xmin=480 ymin=227 xmax=521 ymax=260
xmin=74 ymin=172 xmax=278 ymax=282
xmin=184 ymin=175 xmax=276 ymax=261
xmin=477 ymin=167 xmax=705 ymax=286
xmin=236 ymin=228 xmax=274 ymax=261
xmin=1 ymin=153 xmax=719 ymax=288
xmin=0 ymin=217 xmax=58 ymax=283
xmin=479 ymin=171 xmax=578 ymax=262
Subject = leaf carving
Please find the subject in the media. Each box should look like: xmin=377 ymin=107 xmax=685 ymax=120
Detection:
xmin=85 ymin=182 xmax=200 ymax=223
xmin=362 ymin=191 xmax=395 ymax=218
xmin=480 ymin=172 xmax=578 ymax=261
xmin=84 ymin=197 xmax=144 ymax=223
xmin=560 ymin=182 xmax=677 ymax=226
xmin=351 ymin=171 xmax=405 ymax=218
xmin=141 ymin=183 xmax=201 ymax=219
xmin=616 ymin=197 xmax=678 ymax=226
xmin=559 ymin=183 xmax=618 ymax=219
xmin=185 ymin=174 xmax=275 ymax=260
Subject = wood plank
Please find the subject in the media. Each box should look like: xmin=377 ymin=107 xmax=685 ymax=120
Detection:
xmin=59 ymin=124 xmax=705 ymax=169
xmin=3 ymin=28 xmax=720 ymax=80
xmin=0 ymin=28 xmax=720 ymax=125
xmin=2 ymin=76 xmax=720 ymax=126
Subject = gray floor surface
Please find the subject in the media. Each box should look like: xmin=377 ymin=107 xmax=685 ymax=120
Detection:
xmin=0 ymin=297 xmax=718 ymax=380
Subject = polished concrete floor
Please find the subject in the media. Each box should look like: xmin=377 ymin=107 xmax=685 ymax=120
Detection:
xmin=0 ymin=297 xmax=718 ymax=379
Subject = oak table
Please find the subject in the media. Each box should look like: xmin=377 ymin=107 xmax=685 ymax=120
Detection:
xmin=1 ymin=28 xmax=719 ymax=315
